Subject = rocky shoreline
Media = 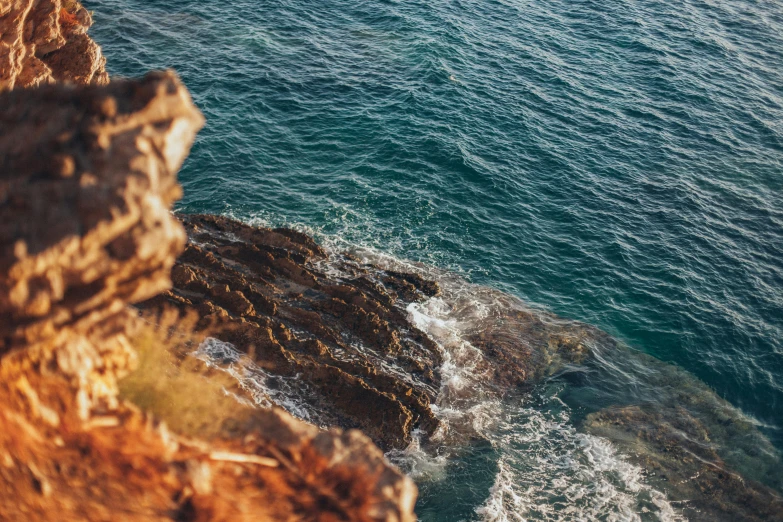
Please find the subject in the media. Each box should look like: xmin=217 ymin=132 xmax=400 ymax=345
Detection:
xmin=1 ymin=1 xmax=782 ymax=520
xmin=138 ymin=212 xmax=599 ymax=452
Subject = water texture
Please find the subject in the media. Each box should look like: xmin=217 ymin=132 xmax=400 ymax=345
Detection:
xmin=85 ymin=0 xmax=783 ymax=518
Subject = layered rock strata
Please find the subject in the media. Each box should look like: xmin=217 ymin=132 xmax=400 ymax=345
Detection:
xmin=0 ymin=0 xmax=108 ymax=91
xmin=145 ymin=214 xmax=783 ymax=521
xmin=140 ymin=213 xmax=596 ymax=450
xmin=141 ymin=214 xmax=445 ymax=450
xmin=0 ymin=73 xmax=416 ymax=521
xmin=1 ymin=2 xmax=781 ymax=520
xmin=0 ymin=70 xmax=201 ymax=414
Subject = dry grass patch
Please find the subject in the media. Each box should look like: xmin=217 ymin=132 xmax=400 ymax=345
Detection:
xmin=119 ymin=309 xmax=250 ymax=440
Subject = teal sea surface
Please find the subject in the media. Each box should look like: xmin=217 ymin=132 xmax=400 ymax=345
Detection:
xmin=86 ymin=0 xmax=783 ymax=519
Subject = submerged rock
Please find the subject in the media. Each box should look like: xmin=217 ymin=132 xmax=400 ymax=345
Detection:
xmin=581 ymin=347 xmax=783 ymax=521
xmin=586 ymin=404 xmax=783 ymax=521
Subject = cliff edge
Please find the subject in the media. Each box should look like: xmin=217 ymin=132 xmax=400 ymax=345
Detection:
xmin=2 ymin=2 xmax=782 ymax=521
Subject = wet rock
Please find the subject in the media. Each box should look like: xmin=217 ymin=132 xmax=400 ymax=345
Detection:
xmin=142 ymin=213 xmax=444 ymax=450
xmin=585 ymin=405 xmax=783 ymax=522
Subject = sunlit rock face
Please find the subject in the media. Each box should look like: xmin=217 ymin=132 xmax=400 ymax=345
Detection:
xmin=0 ymin=71 xmax=202 ymax=411
xmin=0 ymin=73 xmax=203 ymax=415
xmin=0 ymin=0 xmax=108 ymax=92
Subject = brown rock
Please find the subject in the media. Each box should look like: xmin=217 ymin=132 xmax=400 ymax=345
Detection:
xmin=0 ymin=0 xmax=108 ymax=92
xmin=0 ymin=373 xmax=417 ymax=522
xmin=0 ymin=71 xmax=202 ymax=413
xmin=142 ymin=213 xmax=444 ymax=450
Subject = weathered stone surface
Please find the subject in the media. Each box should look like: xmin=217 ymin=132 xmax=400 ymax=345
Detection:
xmin=0 ymin=0 xmax=108 ymax=92
xmin=0 ymin=72 xmax=202 ymax=413
xmin=147 ymin=213 xmax=783 ymax=521
xmin=0 ymin=371 xmax=417 ymax=522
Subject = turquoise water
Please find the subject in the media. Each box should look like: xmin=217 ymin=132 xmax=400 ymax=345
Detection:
xmin=87 ymin=0 xmax=783 ymax=518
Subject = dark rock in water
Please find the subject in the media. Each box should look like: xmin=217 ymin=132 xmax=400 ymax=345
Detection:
xmin=142 ymin=213 xmax=783 ymax=521
xmin=143 ymin=214 xmax=605 ymax=451
xmin=141 ymin=213 xmax=444 ymax=450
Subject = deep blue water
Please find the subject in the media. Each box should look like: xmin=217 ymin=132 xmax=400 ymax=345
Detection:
xmin=86 ymin=0 xmax=783 ymax=518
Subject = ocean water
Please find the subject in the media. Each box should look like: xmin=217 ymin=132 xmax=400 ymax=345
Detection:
xmin=85 ymin=0 xmax=783 ymax=519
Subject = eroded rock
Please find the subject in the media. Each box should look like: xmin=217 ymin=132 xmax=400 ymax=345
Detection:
xmin=585 ymin=405 xmax=783 ymax=521
xmin=141 ymin=214 xmax=444 ymax=450
xmin=0 ymin=0 xmax=108 ymax=92
xmin=0 ymin=71 xmax=203 ymax=412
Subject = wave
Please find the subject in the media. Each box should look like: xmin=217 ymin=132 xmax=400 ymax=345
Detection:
xmin=195 ymin=337 xmax=316 ymax=424
xmin=333 ymin=246 xmax=683 ymax=520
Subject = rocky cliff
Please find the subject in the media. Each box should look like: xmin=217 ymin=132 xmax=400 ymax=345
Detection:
xmin=0 ymin=3 xmax=417 ymax=517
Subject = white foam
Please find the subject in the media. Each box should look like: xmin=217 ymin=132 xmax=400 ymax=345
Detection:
xmin=195 ymin=227 xmax=686 ymax=521
xmin=385 ymin=429 xmax=450 ymax=481
xmin=474 ymin=403 xmax=686 ymax=522
xmin=194 ymin=337 xmax=315 ymax=423
xmin=357 ymin=251 xmax=685 ymax=522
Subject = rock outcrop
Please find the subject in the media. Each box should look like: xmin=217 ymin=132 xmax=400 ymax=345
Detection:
xmin=0 ymin=73 xmax=416 ymax=521
xmin=0 ymin=0 xmax=108 ymax=92
xmin=0 ymin=71 xmax=201 ymax=413
xmin=140 ymin=213 xmax=598 ymax=451
xmin=141 ymin=214 xmax=444 ymax=450
xmin=142 ymin=212 xmax=783 ymax=521
xmin=2 ymin=2 xmax=781 ymax=521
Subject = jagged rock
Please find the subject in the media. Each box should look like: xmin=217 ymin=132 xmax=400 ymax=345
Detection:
xmin=140 ymin=214 xmax=606 ymax=451
xmin=0 ymin=372 xmax=417 ymax=521
xmin=0 ymin=74 xmax=417 ymax=521
xmin=0 ymin=0 xmax=108 ymax=92
xmin=141 ymin=214 xmax=444 ymax=450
